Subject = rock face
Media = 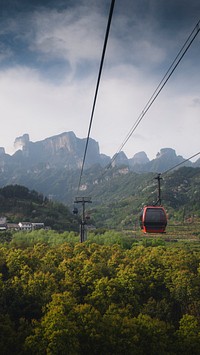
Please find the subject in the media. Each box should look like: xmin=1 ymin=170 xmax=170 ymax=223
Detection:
xmin=14 ymin=134 xmax=30 ymax=150
xmin=145 ymin=148 xmax=190 ymax=172
xmin=111 ymin=151 xmax=129 ymax=167
xmin=0 ymin=132 xmax=198 ymax=204
xmin=0 ymin=132 xmax=197 ymax=178
xmin=0 ymin=147 xmax=5 ymax=156
xmin=12 ymin=132 xmax=110 ymax=170
xmin=156 ymin=148 xmax=178 ymax=159
xmin=129 ymin=151 xmax=149 ymax=168
xmin=194 ymin=158 xmax=200 ymax=168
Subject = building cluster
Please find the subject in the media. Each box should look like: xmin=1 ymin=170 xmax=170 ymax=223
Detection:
xmin=0 ymin=217 xmax=46 ymax=231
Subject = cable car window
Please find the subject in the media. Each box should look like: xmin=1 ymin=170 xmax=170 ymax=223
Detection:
xmin=145 ymin=208 xmax=166 ymax=222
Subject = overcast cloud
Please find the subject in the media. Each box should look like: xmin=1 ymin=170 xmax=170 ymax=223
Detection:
xmin=0 ymin=0 xmax=200 ymax=160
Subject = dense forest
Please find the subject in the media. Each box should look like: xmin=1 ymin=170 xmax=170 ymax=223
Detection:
xmin=0 ymin=230 xmax=200 ymax=354
xmin=0 ymin=169 xmax=200 ymax=354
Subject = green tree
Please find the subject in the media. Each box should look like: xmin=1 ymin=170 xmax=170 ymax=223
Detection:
xmin=25 ymin=292 xmax=79 ymax=355
xmin=176 ymin=314 xmax=200 ymax=354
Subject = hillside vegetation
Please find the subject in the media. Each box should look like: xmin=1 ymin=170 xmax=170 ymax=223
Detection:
xmin=0 ymin=169 xmax=200 ymax=353
xmin=0 ymin=232 xmax=200 ymax=354
xmin=83 ymin=167 xmax=200 ymax=229
xmin=0 ymin=185 xmax=79 ymax=232
xmin=0 ymin=167 xmax=200 ymax=231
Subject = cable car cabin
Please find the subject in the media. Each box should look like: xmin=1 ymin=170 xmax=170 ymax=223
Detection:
xmin=140 ymin=206 xmax=167 ymax=233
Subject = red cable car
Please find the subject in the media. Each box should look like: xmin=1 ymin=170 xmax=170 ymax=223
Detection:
xmin=139 ymin=173 xmax=167 ymax=233
xmin=140 ymin=205 xmax=167 ymax=233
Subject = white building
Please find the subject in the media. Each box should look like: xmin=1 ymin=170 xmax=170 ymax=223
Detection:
xmin=18 ymin=222 xmax=45 ymax=231
xmin=31 ymin=223 xmax=45 ymax=230
xmin=18 ymin=222 xmax=32 ymax=231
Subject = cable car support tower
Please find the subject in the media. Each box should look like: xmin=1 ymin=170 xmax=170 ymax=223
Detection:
xmin=73 ymin=197 xmax=92 ymax=243
xmin=154 ymin=173 xmax=162 ymax=206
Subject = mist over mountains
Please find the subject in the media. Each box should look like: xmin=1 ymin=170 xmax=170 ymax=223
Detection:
xmin=0 ymin=131 xmax=199 ymax=204
xmin=1 ymin=131 xmax=199 ymax=172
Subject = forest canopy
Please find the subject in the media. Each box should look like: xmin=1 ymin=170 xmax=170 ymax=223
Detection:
xmin=0 ymin=231 xmax=200 ymax=354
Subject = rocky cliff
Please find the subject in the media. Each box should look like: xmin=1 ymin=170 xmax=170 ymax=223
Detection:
xmin=0 ymin=132 xmax=200 ymax=174
xmin=11 ymin=132 xmax=111 ymax=170
xmin=142 ymin=148 xmax=191 ymax=173
xmin=0 ymin=132 xmax=199 ymax=204
xmin=0 ymin=132 xmax=199 ymax=175
xmin=129 ymin=151 xmax=149 ymax=170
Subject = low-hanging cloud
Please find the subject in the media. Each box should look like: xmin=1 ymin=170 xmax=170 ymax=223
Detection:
xmin=0 ymin=0 xmax=200 ymax=161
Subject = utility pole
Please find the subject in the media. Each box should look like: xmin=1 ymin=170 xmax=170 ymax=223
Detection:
xmin=73 ymin=197 xmax=92 ymax=242
xmin=154 ymin=173 xmax=162 ymax=206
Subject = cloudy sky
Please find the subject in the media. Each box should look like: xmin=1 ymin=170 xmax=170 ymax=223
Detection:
xmin=0 ymin=0 xmax=200 ymax=161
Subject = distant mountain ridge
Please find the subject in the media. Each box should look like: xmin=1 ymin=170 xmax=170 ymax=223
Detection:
xmin=0 ymin=131 xmax=199 ymax=205
xmin=11 ymin=132 xmax=110 ymax=170
xmin=0 ymin=131 xmax=199 ymax=173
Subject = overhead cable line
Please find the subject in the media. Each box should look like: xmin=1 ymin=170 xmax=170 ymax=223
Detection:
xmin=128 ymin=151 xmax=200 ymax=214
xmin=141 ymin=151 xmax=200 ymax=206
xmin=103 ymin=19 xmax=200 ymax=172
xmin=77 ymin=0 xmax=115 ymax=193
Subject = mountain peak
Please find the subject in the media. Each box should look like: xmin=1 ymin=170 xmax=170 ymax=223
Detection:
xmin=12 ymin=132 xmax=110 ymax=170
xmin=156 ymin=148 xmax=177 ymax=159
xmin=0 ymin=132 xmax=198 ymax=174
xmin=111 ymin=151 xmax=128 ymax=167
xmin=129 ymin=151 xmax=149 ymax=167
xmin=14 ymin=133 xmax=30 ymax=150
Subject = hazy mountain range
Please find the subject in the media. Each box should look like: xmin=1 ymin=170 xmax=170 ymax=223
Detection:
xmin=0 ymin=132 xmax=199 ymax=205
xmin=1 ymin=131 xmax=199 ymax=172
